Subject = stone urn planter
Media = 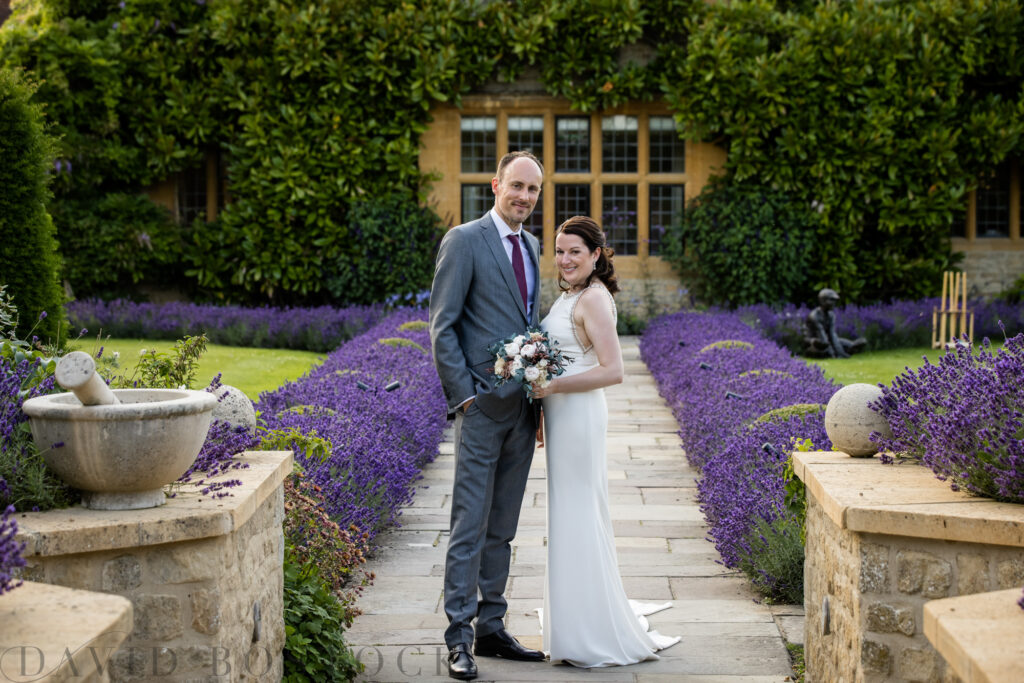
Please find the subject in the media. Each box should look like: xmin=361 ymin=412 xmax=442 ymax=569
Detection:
xmin=21 ymin=387 xmax=216 ymax=510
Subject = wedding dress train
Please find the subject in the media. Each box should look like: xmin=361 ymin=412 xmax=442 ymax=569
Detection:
xmin=540 ymin=284 xmax=680 ymax=667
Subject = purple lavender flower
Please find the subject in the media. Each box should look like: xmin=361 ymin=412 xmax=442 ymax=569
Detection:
xmin=66 ymin=299 xmax=388 ymax=353
xmin=871 ymin=333 xmax=1024 ymax=502
xmin=0 ymin=504 xmax=26 ymax=596
xmin=257 ymin=309 xmax=446 ymax=544
xmin=640 ymin=311 xmax=837 ymax=595
xmin=38 ymin=311 xmax=46 ymax=321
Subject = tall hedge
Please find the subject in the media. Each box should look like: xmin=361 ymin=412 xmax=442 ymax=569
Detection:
xmin=0 ymin=68 xmax=64 ymax=341
xmin=2 ymin=0 xmax=1022 ymax=305
xmin=663 ymin=0 xmax=1024 ymax=302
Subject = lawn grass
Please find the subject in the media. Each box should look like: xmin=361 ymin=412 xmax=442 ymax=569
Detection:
xmin=806 ymin=341 xmax=1004 ymax=387
xmin=70 ymin=337 xmax=324 ymax=401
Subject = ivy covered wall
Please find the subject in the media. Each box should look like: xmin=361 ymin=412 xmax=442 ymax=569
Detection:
xmin=1 ymin=0 xmax=1021 ymax=305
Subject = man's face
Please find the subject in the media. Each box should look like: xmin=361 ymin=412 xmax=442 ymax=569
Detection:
xmin=492 ymin=157 xmax=543 ymax=228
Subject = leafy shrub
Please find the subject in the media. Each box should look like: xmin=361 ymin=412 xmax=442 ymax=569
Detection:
xmin=665 ymin=0 xmax=1022 ymax=302
xmin=284 ymin=470 xmax=370 ymax=604
xmin=660 ymin=177 xmax=819 ymax=307
xmin=736 ymin=516 xmax=804 ymax=605
xmin=997 ymin=273 xmax=1024 ymax=305
xmin=871 ymin=333 xmax=1024 ymax=503
xmin=283 ymin=551 xmax=363 ymax=683
xmin=51 ymin=193 xmax=184 ymax=300
xmin=0 ymin=69 xmax=64 ymax=342
xmin=321 ymin=197 xmax=445 ymax=305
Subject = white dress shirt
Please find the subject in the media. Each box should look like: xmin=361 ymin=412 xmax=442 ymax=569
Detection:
xmin=490 ymin=208 xmax=536 ymax=321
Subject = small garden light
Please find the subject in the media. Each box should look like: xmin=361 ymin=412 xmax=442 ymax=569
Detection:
xmin=384 ymin=381 xmax=401 ymax=392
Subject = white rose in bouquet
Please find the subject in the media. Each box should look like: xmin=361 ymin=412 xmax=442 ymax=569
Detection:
xmin=514 ymin=335 xmax=526 ymax=346
xmin=537 ymin=358 xmax=549 ymax=368
xmin=520 ymin=343 xmax=537 ymax=359
xmin=495 ymin=357 xmax=507 ymax=375
xmin=505 ymin=341 xmax=521 ymax=356
xmin=524 ymin=366 xmax=541 ymax=382
xmin=511 ymin=357 xmax=524 ymax=371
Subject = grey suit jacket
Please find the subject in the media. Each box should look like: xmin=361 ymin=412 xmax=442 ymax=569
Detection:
xmin=429 ymin=212 xmax=542 ymax=420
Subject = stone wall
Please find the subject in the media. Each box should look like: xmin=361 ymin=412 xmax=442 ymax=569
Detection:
xmin=958 ymin=249 xmax=1024 ymax=297
xmin=797 ymin=452 xmax=1024 ymax=683
xmin=15 ymin=451 xmax=291 ymax=682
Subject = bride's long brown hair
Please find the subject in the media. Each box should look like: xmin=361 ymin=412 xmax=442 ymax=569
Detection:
xmin=555 ymin=216 xmax=620 ymax=296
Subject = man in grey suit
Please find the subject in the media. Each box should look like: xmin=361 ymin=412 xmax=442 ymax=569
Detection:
xmin=429 ymin=151 xmax=547 ymax=680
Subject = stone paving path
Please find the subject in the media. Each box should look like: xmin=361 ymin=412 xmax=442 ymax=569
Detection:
xmin=348 ymin=337 xmax=803 ymax=682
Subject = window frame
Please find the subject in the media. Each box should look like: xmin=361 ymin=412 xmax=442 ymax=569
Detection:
xmin=952 ymin=158 xmax=1023 ymax=252
xmin=437 ymin=97 xmax=689 ymax=278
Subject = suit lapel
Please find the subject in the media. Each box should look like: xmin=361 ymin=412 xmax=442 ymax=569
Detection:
xmin=523 ymin=230 xmax=542 ymax=326
xmin=480 ymin=213 xmax=529 ymax=322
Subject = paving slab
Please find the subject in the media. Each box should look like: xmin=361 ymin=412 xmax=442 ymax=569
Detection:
xmin=349 ymin=338 xmax=799 ymax=682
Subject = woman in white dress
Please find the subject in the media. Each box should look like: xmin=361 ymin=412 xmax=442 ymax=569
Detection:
xmin=530 ymin=216 xmax=679 ymax=667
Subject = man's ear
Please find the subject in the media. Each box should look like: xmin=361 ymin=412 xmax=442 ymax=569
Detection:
xmin=491 ymin=177 xmax=500 ymax=194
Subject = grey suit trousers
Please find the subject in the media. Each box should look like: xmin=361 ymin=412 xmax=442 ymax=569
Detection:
xmin=444 ymin=395 xmax=536 ymax=649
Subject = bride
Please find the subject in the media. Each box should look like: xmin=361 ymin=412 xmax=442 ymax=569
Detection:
xmin=530 ymin=216 xmax=680 ymax=667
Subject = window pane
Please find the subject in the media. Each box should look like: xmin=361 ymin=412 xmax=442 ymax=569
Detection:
xmin=556 ymin=117 xmax=590 ymax=173
xmin=649 ymin=116 xmax=685 ymax=174
xmin=649 ymin=184 xmax=685 ymax=255
xmin=461 ymin=184 xmax=492 ymax=223
xmin=555 ymin=184 xmax=591 ymax=229
xmin=178 ymin=166 xmax=207 ymax=224
xmin=976 ymin=162 xmax=1010 ymax=238
xmin=601 ymin=115 xmax=637 ymax=173
xmin=508 ymin=116 xmax=544 ymax=164
xmin=601 ymin=184 xmax=637 ymax=255
xmin=461 ymin=116 xmax=496 ymax=174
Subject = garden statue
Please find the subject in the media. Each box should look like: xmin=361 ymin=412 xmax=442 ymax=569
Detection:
xmin=803 ymin=288 xmax=867 ymax=358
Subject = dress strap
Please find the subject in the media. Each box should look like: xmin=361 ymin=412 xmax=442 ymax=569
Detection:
xmin=569 ymin=283 xmax=617 ymax=353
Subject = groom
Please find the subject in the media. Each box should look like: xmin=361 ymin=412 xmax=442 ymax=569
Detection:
xmin=429 ymin=150 xmax=547 ymax=680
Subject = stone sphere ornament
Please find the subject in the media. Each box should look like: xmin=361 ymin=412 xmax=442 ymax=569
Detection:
xmin=824 ymin=383 xmax=893 ymax=457
xmin=211 ymin=384 xmax=257 ymax=434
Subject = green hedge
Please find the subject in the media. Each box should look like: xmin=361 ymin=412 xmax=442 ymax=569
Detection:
xmin=661 ymin=176 xmax=820 ymax=307
xmin=3 ymin=0 xmax=1022 ymax=305
xmin=663 ymin=0 xmax=1024 ymax=301
xmin=0 ymin=68 xmax=64 ymax=341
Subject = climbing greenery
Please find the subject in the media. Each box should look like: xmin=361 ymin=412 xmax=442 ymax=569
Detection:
xmin=662 ymin=0 xmax=1024 ymax=302
xmin=2 ymin=0 xmax=1023 ymax=304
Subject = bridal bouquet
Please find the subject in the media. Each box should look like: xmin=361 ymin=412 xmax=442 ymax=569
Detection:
xmin=488 ymin=328 xmax=572 ymax=401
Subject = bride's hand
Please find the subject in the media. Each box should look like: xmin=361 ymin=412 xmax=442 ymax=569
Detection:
xmin=530 ymin=379 xmax=557 ymax=400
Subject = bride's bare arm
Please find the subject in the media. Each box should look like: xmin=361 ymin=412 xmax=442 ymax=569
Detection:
xmin=532 ymin=289 xmax=623 ymax=397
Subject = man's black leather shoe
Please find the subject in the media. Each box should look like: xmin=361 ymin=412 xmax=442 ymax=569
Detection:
xmin=474 ymin=628 xmax=547 ymax=662
xmin=447 ymin=644 xmax=477 ymax=680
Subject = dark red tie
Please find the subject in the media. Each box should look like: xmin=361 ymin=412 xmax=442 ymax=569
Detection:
xmin=507 ymin=234 xmax=528 ymax=311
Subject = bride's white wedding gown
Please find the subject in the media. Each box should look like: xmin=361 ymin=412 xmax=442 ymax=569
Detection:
xmin=539 ymin=283 xmax=680 ymax=667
